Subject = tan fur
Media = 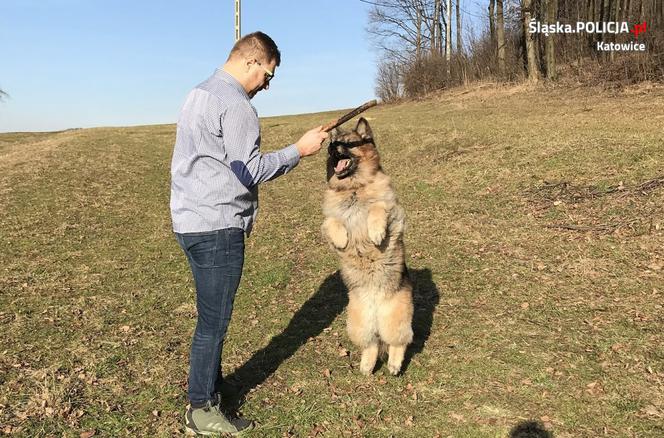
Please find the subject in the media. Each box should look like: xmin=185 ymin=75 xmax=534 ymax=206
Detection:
xmin=322 ymin=118 xmax=413 ymax=376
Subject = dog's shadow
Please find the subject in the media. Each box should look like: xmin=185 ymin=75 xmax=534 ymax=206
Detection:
xmin=395 ymin=267 xmax=440 ymax=373
xmin=223 ymin=268 xmax=438 ymax=410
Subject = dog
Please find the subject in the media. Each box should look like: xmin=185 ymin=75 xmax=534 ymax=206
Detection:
xmin=322 ymin=117 xmax=413 ymax=375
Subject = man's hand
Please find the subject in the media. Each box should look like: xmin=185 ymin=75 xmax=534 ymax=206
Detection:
xmin=295 ymin=126 xmax=328 ymax=157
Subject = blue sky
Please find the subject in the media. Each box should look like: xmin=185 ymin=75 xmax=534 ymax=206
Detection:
xmin=0 ymin=1 xmax=381 ymax=132
xmin=1 ymin=1 xmax=486 ymax=133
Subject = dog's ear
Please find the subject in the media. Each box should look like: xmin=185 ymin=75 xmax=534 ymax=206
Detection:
xmin=355 ymin=117 xmax=373 ymax=141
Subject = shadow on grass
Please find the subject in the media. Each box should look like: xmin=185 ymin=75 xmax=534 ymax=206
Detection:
xmin=509 ymin=420 xmax=554 ymax=438
xmin=401 ymin=267 xmax=439 ymax=373
xmin=224 ymin=271 xmax=348 ymax=410
xmin=224 ymin=268 xmax=438 ymax=410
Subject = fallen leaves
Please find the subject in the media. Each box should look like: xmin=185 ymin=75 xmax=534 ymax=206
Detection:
xmin=449 ymin=412 xmax=465 ymax=422
xmin=639 ymin=405 xmax=663 ymax=419
xmin=585 ymin=381 xmax=605 ymax=396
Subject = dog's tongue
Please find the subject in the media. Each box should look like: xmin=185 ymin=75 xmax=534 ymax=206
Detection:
xmin=335 ymin=159 xmax=350 ymax=173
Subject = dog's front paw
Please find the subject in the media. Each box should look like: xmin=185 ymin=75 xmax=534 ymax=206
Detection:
xmin=331 ymin=231 xmax=348 ymax=250
xmin=323 ymin=218 xmax=348 ymax=250
xmin=368 ymin=226 xmax=386 ymax=246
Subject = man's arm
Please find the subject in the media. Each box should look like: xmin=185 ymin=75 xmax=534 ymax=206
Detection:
xmin=221 ymin=101 xmax=300 ymax=187
xmin=222 ymin=101 xmax=327 ymax=188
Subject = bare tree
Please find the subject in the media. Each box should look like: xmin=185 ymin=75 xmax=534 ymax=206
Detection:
xmin=522 ymin=0 xmax=541 ymax=82
xmin=545 ymin=0 xmax=557 ymax=80
xmin=489 ymin=0 xmax=496 ymax=52
xmin=587 ymin=0 xmax=596 ymax=47
xmin=496 ymin=0 xmax=507 ymax=77
xmin=621 ymin=0 xmax=631 ymax=21
xmin=416 ymin=5 xmax=423 ymax=59
xmin=456 ymin=0 xmax=462 ymax=54
xmin=366 ymin=0 xmax=450 ymax=98
xmin=446 ymin=0 xmax=452 ymax=76
xmin=375 ymin=58 xmax=403 ymax=101
xmin=365 ymin=0 xmax=443 ymax=62
xmin=431 ymin=0 xmax=440 ymax=55
xmin=0 ymin=89 xmax=7 ymax=101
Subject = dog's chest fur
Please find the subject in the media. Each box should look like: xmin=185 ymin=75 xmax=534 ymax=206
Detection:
xmin=339 ymin=191 xmax=366 ymax=232
xmin=330 ymin=188 xmax=378 ymax=241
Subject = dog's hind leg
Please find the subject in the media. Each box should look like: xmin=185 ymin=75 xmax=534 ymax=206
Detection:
xmin=359 ymin=342 xmax=380 ymax=376
xmin=377 ymin=288 xmax=414 ymax=375
xmin=386 ymin=344 xmax=407 ymax=375
xmin=347 ymin=290 xmax=379 ymax=375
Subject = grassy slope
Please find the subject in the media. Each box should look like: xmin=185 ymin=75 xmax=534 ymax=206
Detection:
xmin=1 ymin=85 xmax=663 ymax=437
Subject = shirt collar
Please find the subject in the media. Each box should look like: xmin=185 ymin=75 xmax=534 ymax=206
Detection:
xmin=214 ymin=68 xmax=249 ymax=99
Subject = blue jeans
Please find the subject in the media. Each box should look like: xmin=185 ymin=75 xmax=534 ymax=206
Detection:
xmin=175 ymin=228 xmax=245 ymax=408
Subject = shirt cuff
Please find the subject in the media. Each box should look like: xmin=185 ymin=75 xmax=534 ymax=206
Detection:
xmin=282 ymin=144 xmax=301 ymax=169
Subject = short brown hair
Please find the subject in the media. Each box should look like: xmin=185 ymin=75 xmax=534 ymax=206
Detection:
xmin=228 ymin=31 xmax=281 ymax=66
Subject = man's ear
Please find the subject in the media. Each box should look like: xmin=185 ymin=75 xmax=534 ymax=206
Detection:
xmin=355 ymin=117 xmax=373 ymax=141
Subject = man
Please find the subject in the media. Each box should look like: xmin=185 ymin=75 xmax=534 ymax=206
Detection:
xmin=170 ymin=31 xmax=328 ymax=435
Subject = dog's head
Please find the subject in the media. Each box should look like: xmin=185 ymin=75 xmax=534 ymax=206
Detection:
xmin=326 ymin=117 xmax=380 ymax=187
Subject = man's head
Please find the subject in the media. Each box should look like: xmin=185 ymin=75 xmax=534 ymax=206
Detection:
xmin=224 ymin=31 xmax=280 ymax=98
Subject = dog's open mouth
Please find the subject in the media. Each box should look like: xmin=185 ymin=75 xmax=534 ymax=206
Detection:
xmin=330 ymin=147 xmax=357 ymax=179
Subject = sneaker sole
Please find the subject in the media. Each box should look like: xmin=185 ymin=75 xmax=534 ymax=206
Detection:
xmin=184 ymin=413 xmax=253 ymax=436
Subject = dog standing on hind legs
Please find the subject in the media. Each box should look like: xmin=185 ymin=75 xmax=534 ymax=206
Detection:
xmin=322 ymin=117 xmax=413 ymax=375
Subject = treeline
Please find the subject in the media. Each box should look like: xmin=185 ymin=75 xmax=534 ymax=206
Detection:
xmin=366 ymin=0 xmax=664 ymax=101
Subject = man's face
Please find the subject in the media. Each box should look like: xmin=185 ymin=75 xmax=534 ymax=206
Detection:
xmin=248 ymin=58 xmax=277 ymax=98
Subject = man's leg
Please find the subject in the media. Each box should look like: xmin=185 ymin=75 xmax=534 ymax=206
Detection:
xmin=175 ymin=228 xmax=245 ymax=407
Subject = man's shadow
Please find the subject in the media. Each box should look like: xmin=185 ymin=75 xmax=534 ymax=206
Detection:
xmin=223 ymin=268 xmax=438 ymax=410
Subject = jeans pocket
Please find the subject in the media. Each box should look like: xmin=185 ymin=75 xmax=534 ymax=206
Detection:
xmin=180 ymin=232 xmax=218 ymax=269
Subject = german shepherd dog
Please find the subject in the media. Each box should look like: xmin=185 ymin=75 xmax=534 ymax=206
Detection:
xmin=322 ymin=118 xmax=413 ymax=375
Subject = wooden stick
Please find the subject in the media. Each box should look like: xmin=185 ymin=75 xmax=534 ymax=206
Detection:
xmin=322 ymin=100 xmax=378 ymax=132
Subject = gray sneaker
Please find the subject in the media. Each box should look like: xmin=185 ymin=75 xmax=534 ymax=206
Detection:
xmin=184 ymin=401 xmax=253 ymax=436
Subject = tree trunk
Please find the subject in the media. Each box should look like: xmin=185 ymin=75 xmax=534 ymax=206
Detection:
xmin=489 ymin=0 xmax=496 ymax=52
xmin=432 ymin=0 xmax=440 ymax=55
xmin=496 ymin=0 xmax=506 ymax=77
xmin=446 ymin=0 xmax=452 ymax=76
xmin=622 ymin=0 xmax=630 ymax=21
xmin=600 ymin=0 xmax=610 ymax=42
xmin=438 ymin=7 xmax=444 ymax=56
xmin=586 ymin=0 xmax=595 ymax=51
xmin=416 ymin=7 xmax=422 ymax=60
xmin=545 ymin=0 xmax=558 ymax=80
xmin=456 ymin=0 xmax=462 ymax=54
xmin=522 ymin=0 xmax=541 ymax=82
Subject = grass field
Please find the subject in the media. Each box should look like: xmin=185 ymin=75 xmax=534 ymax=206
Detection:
xmin=1 ymin=84 xmax=663 ymax=437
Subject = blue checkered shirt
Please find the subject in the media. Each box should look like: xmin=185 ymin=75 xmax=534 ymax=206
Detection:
xmin=170 ymin=69 xmax=300 ymax=236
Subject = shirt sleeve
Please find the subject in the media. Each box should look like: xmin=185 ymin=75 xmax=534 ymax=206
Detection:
xmin=221 ymin=101 xmax=301 ymax=188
